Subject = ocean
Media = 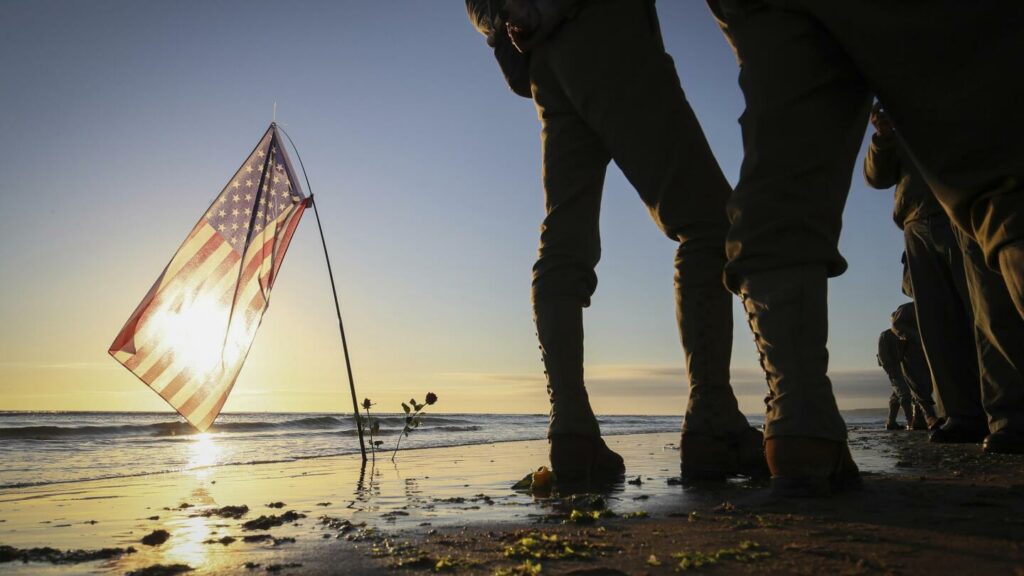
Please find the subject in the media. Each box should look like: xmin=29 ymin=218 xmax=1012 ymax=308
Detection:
xmin=0 ymin=410 xmax=887 ymax=489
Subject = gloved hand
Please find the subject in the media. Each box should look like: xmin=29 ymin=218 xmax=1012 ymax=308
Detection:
xmin=505 ymin=0 xmax=573 ymax=52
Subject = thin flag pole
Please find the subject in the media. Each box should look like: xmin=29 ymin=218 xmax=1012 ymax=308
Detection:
xmin=278 ymin=125 xmax=367 ymax=462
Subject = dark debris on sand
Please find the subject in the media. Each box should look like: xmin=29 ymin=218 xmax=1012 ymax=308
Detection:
xmin=125 ymin=564 xmax=193 ymax=576
xmin=0 ymin=544 xmax=136 ymax=565
xmin=193 ymin=505 xmax=249 ymax=519
xmin=242 ymin=511 xmax=306 ymax=530
xmin=141 ymin=529 xmax=170 ymax=546
xmin=265 ymin=562 xmax=303 ymax=572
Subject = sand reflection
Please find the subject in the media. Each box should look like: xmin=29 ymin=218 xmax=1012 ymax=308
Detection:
xmin=162 ymin=514 xmax=213 ymax=568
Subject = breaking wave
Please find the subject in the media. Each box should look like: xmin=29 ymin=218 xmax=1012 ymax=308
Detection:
xmin=0 ymin=415 xmax=477 ymax=440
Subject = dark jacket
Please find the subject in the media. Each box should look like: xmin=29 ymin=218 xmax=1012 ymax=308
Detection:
xmin=864 ymin=132 xmax=945 ymax=229
xmin=877 ymin=328 xmax=905 ymax=378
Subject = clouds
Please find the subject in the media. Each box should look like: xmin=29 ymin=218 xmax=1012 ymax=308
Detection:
xmin=435 ymin=364 xmax=890 ymax=415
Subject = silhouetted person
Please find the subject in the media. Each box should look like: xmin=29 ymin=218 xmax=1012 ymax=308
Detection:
xmin=952 ymin=228 xmax=1024 ymax=453
xmin=704 ymin=0 xmax=1024 ymax=495
xmin=863 ymin=103 xmax=985 ymax=443
xmin=466 ymin=0 xmax=766 ymax=485
xmin=868 ymin=114 xmax=1024 ymax=453
xmin=889 ymin=303 xmax=941 ymax=430
xmin=878 ymin=328 xmax=913 ymax=430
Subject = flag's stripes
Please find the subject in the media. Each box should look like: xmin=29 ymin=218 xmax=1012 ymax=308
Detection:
xmin=159 ymin=221 xmax=216 ymax=290
xmin=134 ymin=252 xmax=243 ymax=396
xmin=134 ymin=212 xmax=290 ymax=414
xmin=268 ymin=199 xmax=308 ymax=290
xmin=139 ymin=241 xmax=257 ymax=396
xmin=109 ymin=125 xmax=308 ymax=432
xmin=123 ymin=234 xmax=239 ymax=373
xmin=176 ymin=282 xmax=269 ymax=422
xmin=113 ymin=226 xmax=226 ymax=359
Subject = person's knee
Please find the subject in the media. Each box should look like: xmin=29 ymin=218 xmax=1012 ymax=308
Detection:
xmin=532 ymin=258 xmax=598 ymax=307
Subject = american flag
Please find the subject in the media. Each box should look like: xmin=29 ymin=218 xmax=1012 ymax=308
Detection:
xmin=109 ymin=124 xmax=309 ymax=431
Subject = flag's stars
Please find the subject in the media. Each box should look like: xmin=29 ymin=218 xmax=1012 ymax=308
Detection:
xmin=272 ymin=175 xmax=280 ymax=184
xmin=245 ymin=179 xmax=254 ymax=187
xmin=219 ymin=196 xmax=228 ymax=204
xmin=259 ymin=197 xmax=267 ymax=206
xmin=257 ymin=210 xmax=264 ymax=219
xmin=257 ymin=149 xmax=265 ymax=158
xmin=245 ymin=164 xmax=254 ymax=174
xmin=232 ymin=194 xmax=240 ymax=203
xmin=285 ymin=178 xmax=291 ymax=187
xmin=232 ymin=208 xmax=239 ymax=217
xmin=219 ymin=209 xmax=226 ymax=217
xmin=218 ymin=224 xmax=226 ymax=231
xmin=232 ymin=180 xmax=240 ymax=188
xmin=254 ymin=223 xmax=263 ymax=232
xmin=231 ymin=222 xmax=239 ymax=231
xmin=244 ymin=193 xmax=253 ymax=201
xmin=271 ymin=146 xmax=277 ymax=154
xmin=244 ymin=207 xmax=251 ymax=215
xmin=262 ymin=182 xmax=269 ymax=193
xmin=243 ymin=221 xmax=250 ymax=229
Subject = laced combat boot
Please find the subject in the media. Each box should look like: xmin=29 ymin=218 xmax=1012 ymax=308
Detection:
xmin=535 ymin=301 xmax=625 ymax=486
xmin=675 ymin=249 xmax=766 ymax=480
xmin=737 ymin=266 xmax=860 ymax=496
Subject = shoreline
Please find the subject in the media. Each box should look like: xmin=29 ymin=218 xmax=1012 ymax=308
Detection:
xmin=2 ymin=428 xmax=1023 ymax=574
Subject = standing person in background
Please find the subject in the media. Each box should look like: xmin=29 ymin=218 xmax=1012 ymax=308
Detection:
xmin=465 ymin=0 xmax=767 ymax=486
xmin=704 ymin=0 xmax=1024 ymax=495
xmin=888 ymin=303 xmax=942 ymax=430
xmin=866 ymin=109 xmax=1024 ymax=454
xmin=863 ymin=103 xmax=984 ymax=444
xmin=877 ymin=327 xmax=914 ymax=431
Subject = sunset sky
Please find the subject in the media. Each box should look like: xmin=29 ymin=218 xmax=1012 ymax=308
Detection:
xmin=0 ymin=2 xmax=907 ymax=417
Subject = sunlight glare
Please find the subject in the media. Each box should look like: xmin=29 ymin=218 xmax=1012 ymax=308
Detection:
xmin=187 ymin=432 xmax=221 ymax=470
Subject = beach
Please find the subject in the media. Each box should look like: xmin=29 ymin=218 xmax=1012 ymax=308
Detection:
xmin=3 ymin=423 xmax=1024 ymax=575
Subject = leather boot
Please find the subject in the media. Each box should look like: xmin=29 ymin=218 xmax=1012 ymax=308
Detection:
xmin=886 ymin=394 xmax=901 ymax=429
xmin=675 ymin=246 xmax=760 ymax=479
xmin=550 ymin=434 xmax=625 ymax=487
xmin=680 ymin=427 xmax=769 ymax=481
xmin=535 ymin=301 xmax=622 ymax=483
xmin=766 ymin=437 xmax=861 ymax=497
xmin=737 ymin=267 xmax=857 ymax=496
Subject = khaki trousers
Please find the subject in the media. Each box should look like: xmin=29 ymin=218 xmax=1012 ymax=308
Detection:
xmin=530 ymin=0 xmax=748 ymax=436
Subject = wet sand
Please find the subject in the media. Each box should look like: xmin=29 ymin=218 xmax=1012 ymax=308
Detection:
xmin=1 ymin=429 xmax=1023 ymax=574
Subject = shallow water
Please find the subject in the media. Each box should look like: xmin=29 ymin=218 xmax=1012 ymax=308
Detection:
xmin=0 ymin=410 xmax=889 ymax=488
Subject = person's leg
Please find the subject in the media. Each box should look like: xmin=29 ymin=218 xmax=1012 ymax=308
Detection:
xmin=899 ymin=332 xmax=942 ymax=427
xmin=896 ymin=382 xmax=914 ymax=429
xmin=530 ymin=42 xmax=623 ymax=484
xmin=886 ymin=390 xmax=901 ymax=430
xmin=954 ymin=228 xmax=1024 ymax=453
xmin=902 ymin=219 xmax=986 ymax=442
xmin=802 ymin=0 xmax=1024 ymax=318
xmin=708 ymin=0 xmax=867 ymax=494
xmin=539 ymin=0 xmax=761 ymax=478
